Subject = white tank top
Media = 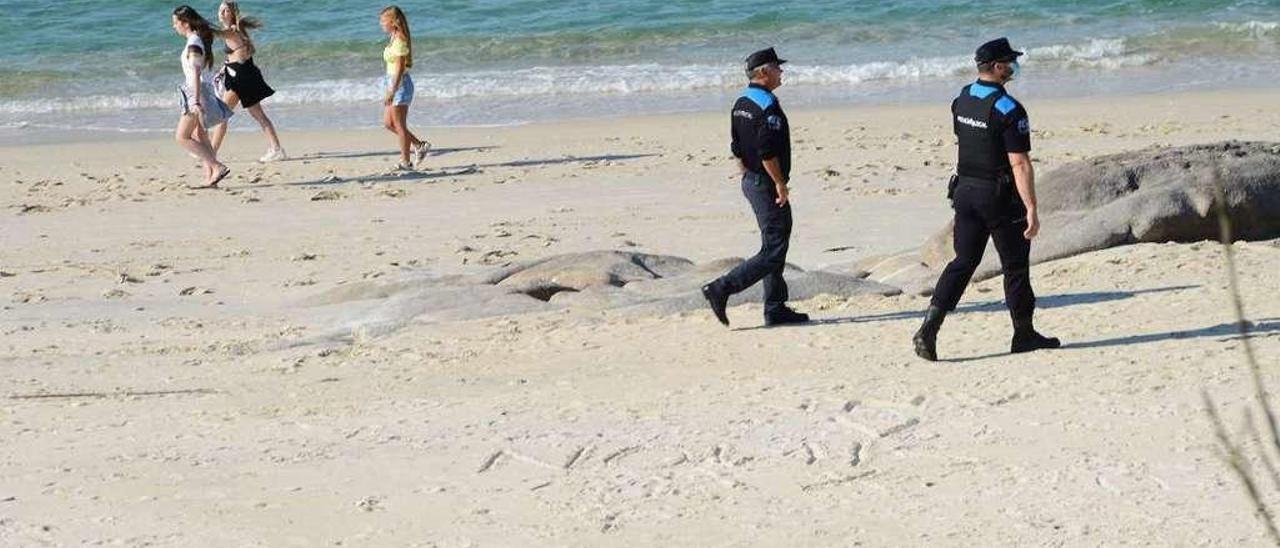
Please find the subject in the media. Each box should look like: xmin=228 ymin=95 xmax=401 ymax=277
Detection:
xmin=181 ymin=34 xmax=208 ymax=83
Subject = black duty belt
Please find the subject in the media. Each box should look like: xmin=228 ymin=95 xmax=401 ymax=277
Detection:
xmin=956 ymin=172 xmax=1012 ymax=186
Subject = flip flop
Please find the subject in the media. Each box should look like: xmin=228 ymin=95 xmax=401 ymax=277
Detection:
xmin=188 ymin=166 xmax=231 ymax=189
xmin=209 ymin=166 xmax=231 ymax=187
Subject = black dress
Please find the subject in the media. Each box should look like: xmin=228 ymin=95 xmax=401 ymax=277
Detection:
xmin=217 ymin=57 xmax=275 ymax=108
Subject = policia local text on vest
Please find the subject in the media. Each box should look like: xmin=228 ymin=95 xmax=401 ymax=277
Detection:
xmin=913 ymin=38 xmax=1061 ymax=362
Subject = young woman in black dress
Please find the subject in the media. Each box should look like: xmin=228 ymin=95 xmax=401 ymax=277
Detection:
xmin=210 ymin=1 xmax=286 ymax=162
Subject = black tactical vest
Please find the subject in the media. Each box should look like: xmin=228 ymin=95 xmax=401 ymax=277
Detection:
xmin=953 ymin=84 xmax=1012 ymax=181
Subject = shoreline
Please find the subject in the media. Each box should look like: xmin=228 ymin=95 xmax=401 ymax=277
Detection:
xmin=3 ymin=82 xmax=1278 ymax=147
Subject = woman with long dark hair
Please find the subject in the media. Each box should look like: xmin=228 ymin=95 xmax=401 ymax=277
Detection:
xmin=172 ymin=5 xmax=232 ymax=188
xmin=210 ymin=1 xmax=286 ymax=163
xmin=380 ymin=6 xmax=430 ymax=170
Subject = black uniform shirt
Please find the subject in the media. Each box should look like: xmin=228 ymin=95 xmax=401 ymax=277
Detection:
xmin=951 ymin=80 xmax=1031 ymax=154
xmin=731 ymin=83 xmax=791 ymax=182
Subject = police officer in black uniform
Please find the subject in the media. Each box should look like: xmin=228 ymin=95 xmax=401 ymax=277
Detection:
xmin=701 ymin=47 xmax=809 ymax=327
xmin=913 ymin=38 xmax=1061 ymax=361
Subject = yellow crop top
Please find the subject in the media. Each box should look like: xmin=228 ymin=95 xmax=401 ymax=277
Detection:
xmin=383 ymin=38 xmax=410 ymax=75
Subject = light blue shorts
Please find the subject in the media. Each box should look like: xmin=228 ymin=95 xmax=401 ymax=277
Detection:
xmin=384 ymin=73 xmax=414 ymax=106
xmin=178 ymin=82 xmax=233 ymax=128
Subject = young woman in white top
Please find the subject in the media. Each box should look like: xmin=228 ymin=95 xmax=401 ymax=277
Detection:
xmin=172 ymin=5 xmax=233 ymax=188
xmin=210 ymin=1 xmax=287 ymax=163
xmin=380 ymin=6 xmax=430 ymax=170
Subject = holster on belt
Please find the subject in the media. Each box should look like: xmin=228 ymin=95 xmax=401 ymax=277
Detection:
xmin=953 ymin=172 xmax=1016 ymax=204
xmin=994 ymin=171 xmax=1015 ymax=204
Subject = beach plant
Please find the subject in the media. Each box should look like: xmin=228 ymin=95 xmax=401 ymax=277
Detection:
xmin=1202 ymin=163 xmax=1280 ymax=545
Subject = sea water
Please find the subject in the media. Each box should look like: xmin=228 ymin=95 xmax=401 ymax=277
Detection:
xmin=0 ymin=0 xmax=1276 ymax=140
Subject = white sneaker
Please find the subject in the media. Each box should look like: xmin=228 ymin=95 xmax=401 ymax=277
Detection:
xmin=258 ymin=148 xmax=287 ymax=163
xmin=413 ymin=141 xmax=431 ymax=165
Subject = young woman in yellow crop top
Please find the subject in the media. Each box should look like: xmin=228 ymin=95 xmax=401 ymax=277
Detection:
xmin=380 ymin=6 xmax=430 ymax=170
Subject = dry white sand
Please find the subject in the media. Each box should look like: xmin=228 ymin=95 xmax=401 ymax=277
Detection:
xmin=2 ymin=89 xmax=1279 ymax=546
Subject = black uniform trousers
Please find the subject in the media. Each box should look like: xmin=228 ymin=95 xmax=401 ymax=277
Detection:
xmin=712 ymin=171 xmax=792 ymax=314
xmin=929 ymin=178 xmax=1035 ymax=320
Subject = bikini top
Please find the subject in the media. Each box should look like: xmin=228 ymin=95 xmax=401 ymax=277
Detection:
xmin=223 ymin=30 xmax=251 ymax=56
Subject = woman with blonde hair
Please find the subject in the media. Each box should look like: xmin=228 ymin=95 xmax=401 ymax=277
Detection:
xmin=380 ymin=5 xmax=430 ymax=170
xmin=172 ymin=5 xmax=232 ymax=188
xmin=210 ymin=1 xmax=286 ymax=163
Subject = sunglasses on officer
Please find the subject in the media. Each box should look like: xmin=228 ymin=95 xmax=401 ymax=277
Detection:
xmin=748 ymin=62 xmax=784 ymax=79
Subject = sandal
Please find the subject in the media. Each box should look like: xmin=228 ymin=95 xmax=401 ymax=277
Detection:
xmin=189 ymin=166 xmax=232 ymax=189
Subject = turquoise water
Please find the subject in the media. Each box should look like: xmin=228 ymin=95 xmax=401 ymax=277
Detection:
xmin=0 ymin=0 xmax=1276 ymax=135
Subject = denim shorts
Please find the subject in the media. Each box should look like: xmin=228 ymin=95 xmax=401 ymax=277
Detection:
xmin=384 ymin=73 xmax=415 ymax=106
xmin=178 ymin=82 xmax=233 ymax=128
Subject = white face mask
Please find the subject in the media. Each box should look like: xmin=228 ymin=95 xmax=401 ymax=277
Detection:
xmin=1007 ymin=61 xmax=1021 ymax=81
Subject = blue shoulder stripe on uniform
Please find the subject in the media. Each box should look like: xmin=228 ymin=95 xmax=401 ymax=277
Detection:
xmin=742 ymin=87 xmax=775 ymax=110
xmin=969 ymin=82 xmax=999 ymax=99
xmin=994 ymin=96 xmax=1017 ymax=115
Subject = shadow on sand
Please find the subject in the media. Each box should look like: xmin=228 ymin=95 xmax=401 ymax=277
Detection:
xmin=289 ymin=146 xmax=498 ymax=161
xmin=282 ymin=165 xmax=485 ymax=187
xmin=940 ymin=317 xmax=1280 ymax=363
xmin=727 ymin=284 xmax=1270 ymax=362
xmin=740 ymin=285 xmax=1200 ymax=331
xmin=1062 ymin=318 xmax=1280 ymax=350
xmin=240 ymin=153 xmax=660 ymax=189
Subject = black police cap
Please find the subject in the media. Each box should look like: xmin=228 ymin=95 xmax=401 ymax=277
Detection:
xmin=745 ymin=47 xmax=788 ymax=72
xmin=975 ymin=37 xmax=1024 ymax=64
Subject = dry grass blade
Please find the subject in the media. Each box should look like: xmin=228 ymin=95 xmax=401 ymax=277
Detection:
xmin=1209 ymin=164 xmax=1278 ymax=453
xmin=1248 ymin=411 xmax=1280 ymax=494
xmin=1203 ymin=160 xmax=1280 ymax=545
xmin=1204 ymin=392 xmax=1280 ymax=544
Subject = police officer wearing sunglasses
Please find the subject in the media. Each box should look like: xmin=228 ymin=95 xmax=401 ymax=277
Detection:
xmin=913 ymin=38 xmax=1061 ymax=361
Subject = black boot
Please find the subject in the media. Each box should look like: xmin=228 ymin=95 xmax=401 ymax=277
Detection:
xmin=1011 ymin=315 xmax=1061 ymax=354
xmin=913 ymin=306 xmax=946 ymax=362
xmin=701 ymin=283 xmax=730 ymax=327
xmin=764 ymin=306 xmax=810 ymax=327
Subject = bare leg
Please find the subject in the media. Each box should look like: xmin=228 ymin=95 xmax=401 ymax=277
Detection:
xmin=177 ymin=115 xmax=217 ymax=169
xmin=197 ymin=127 xmax=214 ymax=180
xmin=196 ymin=121 xmax=230 ymax=188
xmin=392 ymin=105 xmax=424 ymax=164
xmin=175 ymin=115 xmax=227 ymax=187
xmin=245 ymin=104 xmax=283 ymax=153
xmin=387 ymin=104 xmax=422 ymax=146
xmin=383 ymin=105 xmax=398 ymax=137
xmin=211 ymin=91 xmax=241 ymax=153
xmin=210 ymin=122 xmax=228 ymax=154
xmin=187 ymin=122 xmax=213 ymax=179
xmin=389 ymin=105 xmax=409 ymax=162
